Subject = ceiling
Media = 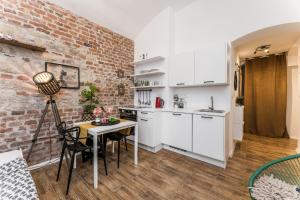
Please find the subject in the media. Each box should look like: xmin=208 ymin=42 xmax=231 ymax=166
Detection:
xmin=47 ymin=0 xmax=195 ymax=39
xmin=233 ymin=23 xmax=300 ymax=59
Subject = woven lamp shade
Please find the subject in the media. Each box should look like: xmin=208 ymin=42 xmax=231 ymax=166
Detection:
xmin=33 ymin=71 xmax=61 ymax=95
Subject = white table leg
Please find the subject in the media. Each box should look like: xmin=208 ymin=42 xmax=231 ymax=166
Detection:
xmin=134 ymin=124 xmax=138 ymax=165
xmin=112 ymin=141 xmax=115 ymax=153
xmin=93 ymin=133 xmax=98 ymax=189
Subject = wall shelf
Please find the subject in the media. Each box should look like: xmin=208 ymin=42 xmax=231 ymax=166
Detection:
xmin=169 ymin=83 xmax=229 ymax=88
xmin=134 ymin=56 xmax=165 ymax=66
xmin=130 ymin=71 xmax=165 ymax=77
xmin=131 ymin=85 xmax=165 ymax=89
xmin=0 ymin=37 xmax=46 ymax=52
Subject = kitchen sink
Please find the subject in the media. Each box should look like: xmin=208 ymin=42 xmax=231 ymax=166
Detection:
xmin=195 ymin=109 xmax=225 ymax=113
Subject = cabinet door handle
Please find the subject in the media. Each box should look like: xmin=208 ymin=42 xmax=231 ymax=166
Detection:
xmin=141 ymin=119 xmax=148 ymax=122
xmin=173 ymin=113 xmax=182 ymax=116
xmin=203 ymin=81 xmax=215 ymax=84
xmin=141 ymin=112 xmax=148 ymax=114
xmin=176 ymin=83 xmax=185 ymax=86
xmin=201 ymin=116 xmax=213 ymax=119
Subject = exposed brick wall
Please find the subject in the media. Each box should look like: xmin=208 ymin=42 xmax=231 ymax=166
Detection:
xmin=0 ymin=0 xmax=134 ymax=165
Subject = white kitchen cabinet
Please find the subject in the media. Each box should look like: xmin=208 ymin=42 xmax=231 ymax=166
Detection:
xmin=193 ymin=114 xmax=225 ymax=161
xmin=162 ymin=112 xmax=192 ymax=151
xmin=169 ymin=51 xmax=195 ymax=86
xmin=194 ymin=44 xmax=228 ymax=85
xmin=138 ymin=117 xmax=155 ymax=147
xmin=136 ymin=111 xmax=161 ymax=148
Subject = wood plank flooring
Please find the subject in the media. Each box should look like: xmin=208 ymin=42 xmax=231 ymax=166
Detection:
xmin=31 ymin=134 xmax=298 ymax=200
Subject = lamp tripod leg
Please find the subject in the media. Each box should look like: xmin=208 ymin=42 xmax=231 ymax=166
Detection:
xmin=26 ymin=101 xmax=50 ymax=162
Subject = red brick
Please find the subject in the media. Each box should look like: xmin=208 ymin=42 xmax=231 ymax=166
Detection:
xmin=11 ymin=110 xmax=25 ymax=115
xmin=1 ymin=74 xmax=13 ymax=79
xmin=16 ymin=75 xmax=30 ymax=81
xmin=25 ymin=120 xmax=37 ymax=125
xmin=0 ymin=112 xmax=7 ymax=117
xmin=27 ymin=110 xmax=39 ymax=114
xmin=0 ymin=128 xmax=13 ymax=133
xmin=16 ymin=91 xmax=29 ymax=96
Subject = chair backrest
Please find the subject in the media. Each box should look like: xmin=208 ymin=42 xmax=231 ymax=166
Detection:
xmin=57 ymin=122 xmax=81 ymax=145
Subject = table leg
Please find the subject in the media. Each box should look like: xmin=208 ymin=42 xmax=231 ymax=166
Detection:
xmin=73 ymin=154 xmax=77 ymax=169
xmin=134 ymin=124 xmax=138 ymax=165
xmin=93 ymin=133 xmax=98 ymax=189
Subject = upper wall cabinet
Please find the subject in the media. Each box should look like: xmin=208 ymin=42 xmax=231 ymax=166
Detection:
xmin=169 ymin=43 xmax=229 ymax=87
xmin=169 ymin=51 xmax=195 ymax=86
xmin=195 ymin=44 xmax=228 ymax=85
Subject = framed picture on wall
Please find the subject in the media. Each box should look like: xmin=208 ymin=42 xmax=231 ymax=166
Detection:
xmin=45 ymin=62 xmax=80 ymax=89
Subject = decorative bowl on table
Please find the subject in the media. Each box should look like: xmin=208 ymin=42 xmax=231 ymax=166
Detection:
xmin=91 ymin=117 xmax=120 ymax=126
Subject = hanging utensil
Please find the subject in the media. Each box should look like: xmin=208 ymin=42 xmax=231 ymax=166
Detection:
xmin=148 ymin=91 xmax=151 ymax=105
xmin=138 ymin=91 xmax=141 ymax=105
xmin=145 ymin=90 xmax=148 ymax=105
xmin=146 ymin=90 xmax=149 ymax=105
xmin=142 ymin=90 xmax=144 ymax=105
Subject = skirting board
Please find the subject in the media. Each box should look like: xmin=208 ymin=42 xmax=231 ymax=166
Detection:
xmin=28 ymin=141 xmax=116 ymax=171
xmin=28 ymin=157 xmax=60 ymax=171
xmin=163 ymin=145 xmax=227 ymax=169
xmin=30 ymin=141 xmax=227 ymax=170
xmin=229 ymin=141 xmax=236 ymax=158
xmin=127 ymin=139 xmax=227 ymax=168
xmin=297 ymin=140 xmax=300 ymax=153
xmin=127 ymin=140 xmax=163 ymax=153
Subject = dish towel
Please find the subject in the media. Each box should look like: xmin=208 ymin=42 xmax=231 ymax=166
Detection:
xmin=79 ymin=119 xmax=132 ymax=144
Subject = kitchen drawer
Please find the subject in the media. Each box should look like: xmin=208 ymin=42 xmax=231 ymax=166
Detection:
xmin=138 ymin=111 xmax=154 ymax=119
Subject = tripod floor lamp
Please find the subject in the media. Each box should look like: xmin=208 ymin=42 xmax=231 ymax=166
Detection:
xmin=26 ymin=71 xmax=62 ymax=162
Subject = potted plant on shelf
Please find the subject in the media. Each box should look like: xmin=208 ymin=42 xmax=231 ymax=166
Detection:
xmin=79 ymin=83 xmax=100 ymax=121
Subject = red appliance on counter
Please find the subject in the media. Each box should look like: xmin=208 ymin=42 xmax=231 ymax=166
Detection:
xmin=155 ymin=97 xmax=164 ymax=108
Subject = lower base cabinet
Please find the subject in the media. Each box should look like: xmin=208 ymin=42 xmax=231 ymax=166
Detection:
xmin=137 ymin=111 xmax=161 ymax=148
xmin=193 ymin=114 xmax=225 ymax=161
xmin=162 ymin=112 xmax=192 ymax=151
xmin=135 ymin=110 xmax=228 ymax=164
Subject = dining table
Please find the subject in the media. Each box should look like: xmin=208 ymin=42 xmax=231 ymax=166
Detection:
xmin=74 ymin=119 xmax=138 ymax=189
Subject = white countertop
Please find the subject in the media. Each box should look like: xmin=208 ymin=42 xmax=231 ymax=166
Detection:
xmin=119 ymin=107 xmax=229 ymax=117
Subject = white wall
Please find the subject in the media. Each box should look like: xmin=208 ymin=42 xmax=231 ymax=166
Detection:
xmin=134 ymin=8 xmax=173 ymax=107
xmin=287 ymin=38 xmax=300 ymax=140
xmin=174 ymin=0 xmax=300 ymax=51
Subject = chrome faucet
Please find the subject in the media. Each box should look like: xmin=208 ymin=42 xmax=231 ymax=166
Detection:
xmin=209 ymin=96 xmax=214 ymax=110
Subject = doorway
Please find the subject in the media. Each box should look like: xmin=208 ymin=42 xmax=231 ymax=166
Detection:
xmin=231 ymin=22 xmax=300 ymax=152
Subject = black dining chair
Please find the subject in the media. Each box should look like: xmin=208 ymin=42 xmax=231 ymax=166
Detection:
xmin=81 ymin=114 xmax=108 ymax=175
xmin=56 ymin=121 xmax=107 ymax=195
xmin=104 ymin=128 xmax=132 ymax=168
xmin=56 ymin=122 xmax=89 ymax=195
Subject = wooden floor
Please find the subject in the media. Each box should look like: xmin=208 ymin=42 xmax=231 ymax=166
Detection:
xmin=31 ymin=134 xmax=297 ymax=200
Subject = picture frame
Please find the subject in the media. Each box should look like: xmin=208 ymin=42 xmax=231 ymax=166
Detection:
xmin=118 ymin=84 xmax=125 ymax=96
xmin=117 ymin=69 xmax=124 ymax=78
xmin=45 ymin=62 xmax=80 ymax=89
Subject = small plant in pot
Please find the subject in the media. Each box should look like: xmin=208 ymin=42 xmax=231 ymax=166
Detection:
xmin=93 ymin=107 xmax=102 ymax=123
xmin=79 ymin=83 xmax=100 ymax=120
